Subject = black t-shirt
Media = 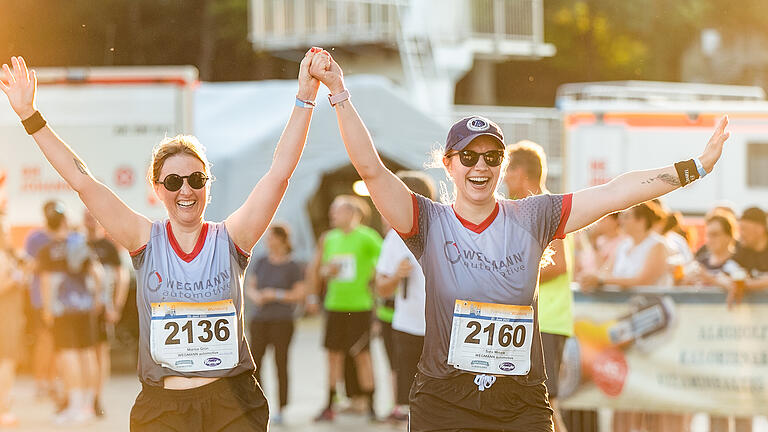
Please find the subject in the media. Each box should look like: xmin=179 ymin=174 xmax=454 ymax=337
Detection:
xmin=89 ymin=237 xmax=121 ymax=267
xmin=248 ymin=256 xmax=303 ymax=322
xmin=732 ymin=243 xmax=768 ymax=278
xmin=37 ymin=235 xmax=93 ymax=313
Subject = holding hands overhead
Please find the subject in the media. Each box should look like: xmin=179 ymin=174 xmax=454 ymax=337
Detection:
xmin=308 ymin=49 xmax=345 ymax=95
xmin=297 ymin=47 xmax=323 ymax=102
xmin=1 ymin=56 xmax=37 ymax=120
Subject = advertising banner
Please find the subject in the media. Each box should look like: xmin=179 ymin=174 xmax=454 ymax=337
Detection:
xmin=560 ymin=288 xmax=768 ymax=416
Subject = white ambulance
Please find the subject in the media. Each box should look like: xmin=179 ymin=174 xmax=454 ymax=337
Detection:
xmin=557 ymin=81 xmax=768 ymax=215
xmin=0 ymin=66 xmax=197 ymax=247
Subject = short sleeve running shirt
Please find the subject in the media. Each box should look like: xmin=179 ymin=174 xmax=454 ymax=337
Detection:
xmin=322 ymin=226 xmax=382 ymax=312
xmin=400 ymin=193 xmax=572 ymax=385
xmin=90 ymin=237 xmax=122 ymax=306
xmin=37 ymin=233 xmax=94 ymax=316
xmin=376 ymin=229 xmax=426 ymax=336
xmin=248 ymin=256 xmax=303 ymax=322
xmin=131 ymin=220 xmax=254 ymax=387
xmin=25 ymin=229 xmax=52 ymax=309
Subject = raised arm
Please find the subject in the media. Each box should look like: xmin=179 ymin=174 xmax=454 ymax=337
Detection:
xmin=224 ymin=48 xmax=321 ymax=251
xmin=565 ymin=117 xmax=730 ymax=234
xmin=1 ymin=57 xmax=151 ymax=251
xmin=309 ymin=51 xmax=415 ymax=233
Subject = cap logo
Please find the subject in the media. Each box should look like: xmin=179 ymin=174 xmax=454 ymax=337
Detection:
xmin=467 ymin=117 xmax=490 ymax=132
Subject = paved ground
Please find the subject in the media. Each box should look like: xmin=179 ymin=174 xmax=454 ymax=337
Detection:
xmin=6 ymin=315 xmax=768 ymax=431
xmin=7 ymin=315 xmax=405 ymax=431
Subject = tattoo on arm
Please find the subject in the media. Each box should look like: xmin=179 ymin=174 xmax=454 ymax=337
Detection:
xmin=336 ymin=101 xmax=347 ymax=110
xmin=640 ymin=173 xmax=680 ymax=187
xmin=74 ymin=157 xmax=89 ymax=175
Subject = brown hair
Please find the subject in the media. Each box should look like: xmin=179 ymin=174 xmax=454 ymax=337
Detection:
xmin=148 ymin=135 xmax=211 ymax=184
xmin=630 ymin=201 xmax=665 ymax=230
xmin=270 ymin=222 xmax=293 ymax=254
xmin=396 ymin=170 xmax=436 ymax=200
xmin=333 ymin=195 xmax=371 ymax=221
xmin=506 ymin=140 xmax=547 ymax=186
xmin=706 ymin=213 xmax=737 ymax=239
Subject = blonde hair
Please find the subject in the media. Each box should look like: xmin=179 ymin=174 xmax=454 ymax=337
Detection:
xmin=507 ymin=140 xmax=547 ymax=188
xmin=148 ymin=135 xmax=211 ymax=184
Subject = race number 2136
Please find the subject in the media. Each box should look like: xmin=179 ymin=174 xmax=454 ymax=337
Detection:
xmin=150 ymin=300 xmax=239 ymax=372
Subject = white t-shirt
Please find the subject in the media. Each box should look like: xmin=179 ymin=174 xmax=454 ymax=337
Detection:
xmin=376 ymin=229 xmax=426 ymax=336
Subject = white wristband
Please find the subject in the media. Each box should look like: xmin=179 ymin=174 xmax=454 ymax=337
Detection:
xmin=693 ymin=157 xmax=707 ymax=178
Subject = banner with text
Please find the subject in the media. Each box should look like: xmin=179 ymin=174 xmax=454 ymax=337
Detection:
xmin=560 ymin=288 xmax=768 ymax=416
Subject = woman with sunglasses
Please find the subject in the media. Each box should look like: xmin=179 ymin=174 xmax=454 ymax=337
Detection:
xmin=308 ymin=50 xmax=730 ymax=431
xmin=1 ymin=50 xmax=322 ymax=431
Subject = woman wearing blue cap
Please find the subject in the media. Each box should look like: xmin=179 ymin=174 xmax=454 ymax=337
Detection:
xmin=1 ymin=49 xmax=323 ymax=431
xmin=308 ymin=49 xmax=730 ymax=431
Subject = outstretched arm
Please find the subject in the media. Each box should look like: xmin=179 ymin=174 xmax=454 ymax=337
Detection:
xmin=1 ymin=57 xmax=151 ymax=251
xmin=309 ymin=51 xmax=414 ymax=233
xmin=565 ymin=117 xmax=730 ymax=234
xmin=224 ymin=48 xmax=321 ymax=251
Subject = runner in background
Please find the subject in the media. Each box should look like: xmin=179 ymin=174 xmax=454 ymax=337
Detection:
xmin=307 ymin=195 xmax=382 ymax=421
xmin=245 ymin=223 xmax=305 ymax=425
xmin=505 ymin=141 xmax=573 ymax=432
xmin=38 ymin=202 xmax=103 ymax=425
xmin=374 ymin=171 xmax=434 ymax=423
xmin=83 ymin=210 xmax=129 ymax=417
xmin=23 ymin=202 xmax=58 ymax=401
xmin=0 ymin=217 xmax=26 ymax=427
xmin=308 ymin=48 xmax=729 ymax=431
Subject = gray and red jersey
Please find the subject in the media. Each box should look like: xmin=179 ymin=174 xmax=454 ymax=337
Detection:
xmin=131 ymin=220 xmax=254 ymax=387
xmin=399 ymin=193 xmax=571 ymax=385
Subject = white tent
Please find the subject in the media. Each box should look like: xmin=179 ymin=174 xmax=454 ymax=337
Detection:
xmin=195 ymin=75 xmax=450 ymax=260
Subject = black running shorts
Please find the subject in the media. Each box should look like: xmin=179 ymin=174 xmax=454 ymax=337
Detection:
xmin=409 ymin=372 xmax=554 ymax=432
xmin=323 ymin=310 xmax=371 ymax=354
xmin=53 ymin=311 xmax=97 ymax=350
xmin=541 ymin=333 xmax=567 ymax=399
xmin=129 ymin=372 xmax=268 ymax=432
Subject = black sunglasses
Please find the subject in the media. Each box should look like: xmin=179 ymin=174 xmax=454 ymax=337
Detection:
xmin=156 ymin=171 xmax=209 ymax=191
xmin=446 ymin=149 xmax=505 ymax=167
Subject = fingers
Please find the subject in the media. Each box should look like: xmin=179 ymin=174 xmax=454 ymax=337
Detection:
xmin=19 ymin=56 xmax=30 ymax=82
xmin=31 ymin=68 xmax=37 ymax=89
xmin=2 ymin=63 xmax=15 ymax=85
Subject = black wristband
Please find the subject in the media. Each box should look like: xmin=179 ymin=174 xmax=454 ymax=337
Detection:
xmin=674 ymin=159 xmax=700 ymax=187
xmin=21 ymin=111 xmax=47 ymax=135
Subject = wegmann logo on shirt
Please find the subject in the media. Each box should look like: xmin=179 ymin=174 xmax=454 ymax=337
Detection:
xmin=443 ymin=241 xmax=527 ymax=276
xmin=146 ymin=268 xmax=232 ymax=300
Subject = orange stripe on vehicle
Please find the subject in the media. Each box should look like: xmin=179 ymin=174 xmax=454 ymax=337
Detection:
xmin=565 ymin=113 xmax=597 ymax=127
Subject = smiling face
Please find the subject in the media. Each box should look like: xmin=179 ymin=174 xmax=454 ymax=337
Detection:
xmin=443 ymin=135 xmax=505 ymax=206
xmin=153 ymin=154 xmax=209 ymax=226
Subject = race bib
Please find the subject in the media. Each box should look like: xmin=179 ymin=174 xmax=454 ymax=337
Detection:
xmin=150 ymin=300 xmax=238 ymax=372
xmin=332 ymin=254 xmax=357 ymax=282
xmin=447 ymin=300 xmax=534 ymax=375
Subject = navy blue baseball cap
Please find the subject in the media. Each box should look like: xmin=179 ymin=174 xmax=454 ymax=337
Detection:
xmin=445 ymin=116 xmax=505 ymax=153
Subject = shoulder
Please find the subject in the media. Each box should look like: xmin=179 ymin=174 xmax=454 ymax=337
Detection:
xmin=357 ymin=225 xmax=382 ymax=241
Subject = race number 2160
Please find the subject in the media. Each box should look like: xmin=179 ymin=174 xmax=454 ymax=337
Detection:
xmin=463 ymin=321 xmax=525 ymax=348
xmin=164 ymin=319 xmax=230 ymax=345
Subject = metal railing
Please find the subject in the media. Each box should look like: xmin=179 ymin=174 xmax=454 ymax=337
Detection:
xmin=250 ymin=0 xmax=403 ymax=50
xmin=249 ymin=0 xmax=545 ymax=50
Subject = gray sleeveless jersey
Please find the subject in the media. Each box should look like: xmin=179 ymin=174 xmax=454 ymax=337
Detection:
xmin=401 ymin=193 xmax=571 ymax=385
xmin=132 ymin=220 xmax=254 ymax=386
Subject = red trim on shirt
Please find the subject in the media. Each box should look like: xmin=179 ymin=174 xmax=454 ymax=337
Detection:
xmin=166 ymin=221 xmax=209 ymax=263
xmin=452 ymin=202 xmax=500 ymax=234
xmin=234 ymin=243 xmax=251 ymax=258
xmin=554 ymin=193 xmax=573 ymax=240
xmin=129 ymin=244 xmax=146 ymax=257
xmin=396 ymin=194 xmax=420 ymax=239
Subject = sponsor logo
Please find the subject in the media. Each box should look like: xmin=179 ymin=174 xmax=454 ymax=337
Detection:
xmin=175 ymin=359 xmax=193 ymax=367
xmin=146 ymin=270 xmax=163 ymax=292
xmin=471 ymin=360 xmax=490 ymax=368
xmin=466 ymin=117 xmax=490 ymax=132
xmin=444 ymin=241 xmax=461 ymax=264
xmin=499 ymin=362 xmax=515 ymax=372
xmin=204 ymin=357 xmax=222 ymax=367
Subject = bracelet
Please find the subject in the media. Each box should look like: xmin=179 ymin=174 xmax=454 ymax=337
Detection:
xmin=693 ymin=157 xmax=707 ymax=178
xmin=295 ymin=96 xmax=316 ymax=109
xmin=328 ymin=89 xmax=350 ymax=106
xmin=21 ymin=111 xmax=47 ymax=135
xmin=673 ymin=159 xmax=700 ymax=187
